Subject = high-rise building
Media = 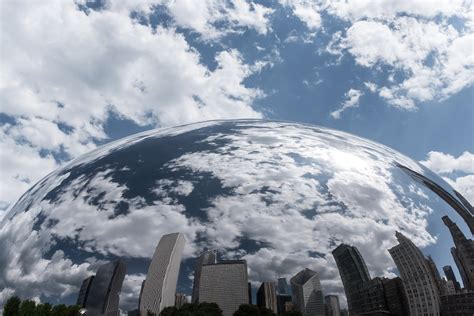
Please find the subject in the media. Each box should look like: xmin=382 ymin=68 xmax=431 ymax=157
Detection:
xmin=278 ymin=278 xmax=290 ymax=295
xmin=290 ymin=268 xmax=324 ymax=316
xmin=442 ymin=215 xmax=474 ymax=291
xmin=139 ymin=232 xmax=186 ymax=315
xmin=256 ymin=282 xmax=277 ymax=314
xmin=324 ymin=295 xmax=340 ymax=316
xmin=381 ymin=277 xmax=409 ymax=316
xmin=443 ymin=265 xmax=461 ymax=292
xmin=84 ymin=259 xmax=127 ymax=316
xmin=332 ymin=244 xmax=370 ymax=312
xmin=76 ymin=276 xmax=94 ymax=307
xmin=388 ymin=231 xmax=441 ymax=315
xmin=440 ymin=292 xmax=474 ymax=316
xmin=175 ymin=293 xmax=187 ymax=308
xmin=277 ymin=294 xmax=292 ymax=315
xmin=352 ymin=277 xmax=388 ymax=313
xmin=198 ymin=260 xmax=249 ymax=316
xmin=192 ymin=250 xmax=217 ymax=304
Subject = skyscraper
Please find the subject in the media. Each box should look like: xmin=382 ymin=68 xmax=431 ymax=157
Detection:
xmin=192 ymin=250 xmax=217 ymax=304
xmin=290 ymin=268 xmax=324 ymax=316
xmin=381 ymin=277 xmax=409 ymax=316
xmin=324 ymin=295 xmax=340 ymax=316
xmin=76 ymin=276 xmax=94 ymax=307
xmin=276 ymin=277 xmax=292 ymax=315
xmin=443 ymin=265 xmax=461 ymax=292
xmin=256 ymin=282 xmax=277 ymax=314
xmin=388 ymin=231 xmax=441 ymax=315
xmin=332 ymin=243 xmax=370 ymax=312
xmin=139 ymin=232 xmax=186 ymax=315
xmin=175 ymin=293 xmax=187 ymax=308
xmin=198 ymin=260 xmax=249 ymax=316
xmin=84 ymin=260 xmax=127 ymax=316
xmin=277 ymin=277 xmax=290 ymax=295
xmin=442 ymin=215 xmax=474 ymax=291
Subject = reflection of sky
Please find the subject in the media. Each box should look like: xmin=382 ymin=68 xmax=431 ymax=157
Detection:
xmin=0 ymin=120 xmax=471 ymax=311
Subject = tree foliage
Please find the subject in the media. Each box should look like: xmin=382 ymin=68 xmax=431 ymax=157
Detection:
xmin=158 ymin=302 xmax=222 ymax=316
xmin=233 ymin=304 xmax=276 ymax=316
xmin=3 ymin=297 xmax=80 ymax=316
xmin=4 ymin=296 xmax=21 ymax=316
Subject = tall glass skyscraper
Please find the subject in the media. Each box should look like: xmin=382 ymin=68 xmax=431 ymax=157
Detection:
xmin=192 ymin=250 xmax=217 ymax=303
xmin=290 ymin=268 xmax=324 ymax=316
xmin=83 ymin=260 xmax=126 ymax=316
xmin=331 ymin=243 xmax=370 ymax=312
xmin=256 ymin=282 xmax=277 ymax=314
xmin=139 ymin=232 xmax=186 ymax=315
xmin=389 ymin=231 xmax=440 ymax=315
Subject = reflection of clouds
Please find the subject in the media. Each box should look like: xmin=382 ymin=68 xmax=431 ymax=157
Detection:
xmin=0 ymin=120 xmax=455 ymax=310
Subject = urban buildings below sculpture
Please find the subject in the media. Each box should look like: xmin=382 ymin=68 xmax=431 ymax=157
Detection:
xmin=198 ymin=260 xmax=249 ymax=316
xmin=139 ymin=232 xmax=186 ymax=315
xmin=324 ymin=295 xmax=340 ymax=316
xmin=290 ymin=268 xmax=324 ymax=316
xmin=192 ymin=250 xmax=217 ymax=304
xmin=256 ymin=282 xmax=277 ymax=314
xmin=389 ymin=231 xmax=441 ymax=315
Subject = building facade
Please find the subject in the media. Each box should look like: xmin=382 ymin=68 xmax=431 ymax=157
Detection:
xmin=76 ymin=275 xmax=94 ymax=307
xmin=442 ymin=216 xmax=474 ymax=291
xmin=440 ymin=292 xmax=474 ymax=316
xmin=198 ymin=260 xmax=249 ymax=316
xmin=388 ymin=231 xmax=441 ymax=315
xmin=139 ymin=232 xmax=186 ymax=315
xmin=84 ymin=260 xmax=126 ymax=316
xmin=256 ymin=282 xmax=277 ymax=314
xmin=381 ymin=277 xmax=409 ymax=316
xmin=191 ymin=250 xmax=217 ymax=304
xmin=324 ymin=295 xmax=340 ymax=316
xmin=443 ymin=265 xmax=461 ymax=292
xmin=290 ymin=268 xmax=325 ymax=316
xmin=332 ymin=243 xmax=371 ymax=313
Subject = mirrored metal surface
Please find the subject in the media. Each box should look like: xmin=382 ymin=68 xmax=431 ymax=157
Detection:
xmin=1 ymin=120 xmax=472 ymax=314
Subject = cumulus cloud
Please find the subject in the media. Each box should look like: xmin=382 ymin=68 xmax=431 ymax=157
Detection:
xmin=279 ymin=0 xmax=322 ymax=30
xmin=421 ymin=151 xmax=474 ymax=204
xmin=0 ymin=0 xmax=271 ymax=212
xmin=330 ymin=89 xmax=363 ymax=119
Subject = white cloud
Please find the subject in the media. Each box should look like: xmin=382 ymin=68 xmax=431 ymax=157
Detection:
xmin=421 ymin=151 xmax=474 ymax=174
xmin=330 ymin=89 xmax=363 ymax=119
xmin=326 ymin=9 xmax=473 ymax=110
xmin=0 ymin=0 xmax=270 ymax=211
xmin=420 ymin=151 xmax=474 ymax=204
xmin=280 ymin=0 xmax=322 ymax=30
xmin=364 ymin=82 xmax=377 ymax=93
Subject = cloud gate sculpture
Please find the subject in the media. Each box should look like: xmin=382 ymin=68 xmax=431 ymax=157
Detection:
xmin=0 ymin=120 xmax=472 ymax=315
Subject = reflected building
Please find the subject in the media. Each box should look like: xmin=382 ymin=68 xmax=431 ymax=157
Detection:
xmin=442 ymin=216 xmax=474 ymax=291
xmin=443 ymin=266 xmax=461 ymax=293
xmin=192 ymin=250 xmax=217 ymax=304
xmin=332 ymin=244 xmax=370 ymax=312
xmin=139 ymin=232 xmax=186 ymax=315
xmin=276 ymin=277 xmax=292 ymax=315
xmin=257 ymin=282 xmax=277 ymax=314
xmin=83 ymin=260 xmax=126 ymax=316
xmin=440 ymin=292 xmax=474 ymax=316
xmin=389 ymin=231 xmax=440 ymax=315
xmin=290 ymin=268 xmax=324 ymax=316
xmin=175 ymin=293 xmax=187 ymax=308
xmin=76 ymin=275 xmax=94 ymax=307
xmin=198 ymin=260 xmax=249 ymax=316
xmin=381 ymin=277 xmax=409 ymax=316
xmin=324 ymin=295 xmax=340 ymax=316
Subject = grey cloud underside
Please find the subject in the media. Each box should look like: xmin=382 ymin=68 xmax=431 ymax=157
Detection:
xmin=0 ymin=120 xmax=471 ymax=311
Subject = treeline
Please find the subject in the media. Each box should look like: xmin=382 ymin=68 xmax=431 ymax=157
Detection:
xmin=157 ymin=303 xmax=302 ymax=316
xmin=3 ymin=296 xmax=81 ymax=316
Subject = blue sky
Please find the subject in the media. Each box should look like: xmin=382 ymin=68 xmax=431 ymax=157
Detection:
xmin=0 ymin=0 xmax=473 ymax=216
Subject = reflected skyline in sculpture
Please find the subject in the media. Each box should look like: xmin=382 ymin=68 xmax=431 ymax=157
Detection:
xmin=0 ymin=120 xmax=472 ymax=313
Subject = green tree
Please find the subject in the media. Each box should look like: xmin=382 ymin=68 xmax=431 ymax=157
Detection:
xmin=4 ymin=296 xmax=21 ymax=316
xmin=66 ymin=305 xmax=81 ymax=316
xmin=281 ymin=311 xmax=302 ymax=316
xmin=258 ymin=307 xmax=275 ymax=316
xmin=35 ymin=303 xmax=52 ymax=316
xmin=51 ymin=304 xmax=68 ymax=316
xmin=19 ymin=300 xmax=36 ymax=316
xmin=197 ymin=302 xmax=222 ymax=316
xmin=159 ymin=306 xmax=178 ymax=316
xmin=233 ymin=304 xmax=261 ymax=316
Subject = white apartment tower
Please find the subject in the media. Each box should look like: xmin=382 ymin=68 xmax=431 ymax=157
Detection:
xmin=139 ymin=232 xmax=186 ymax=315
xmin=290 ymin=268 xmax=325 ymax=316
xmin=388 ymin=231 xmax=440 ymax=316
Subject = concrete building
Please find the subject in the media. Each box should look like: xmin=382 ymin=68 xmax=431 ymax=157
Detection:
xmin=440 ymin=292 xmax=474 ymax=316
xmin=139 ymin=232 xmax=186 ymax=315
xmin=443 ymin=215 xmax=474 ymax=291
xmin=256 ymin=282 xmax=277 ymax=314
xmin=198 ymin=260 xmax=249 ymax=316
xmin=332 ymin=244 xmax=370 ymax=313
xmin=175 ymin=293 xmax=188 ymax=308
xmin=277 ymin=294 xmax=292 ymax=315
xmin=388 ymin=231 xmax=440 ymax=315
xmin=290 ymin=268 xmax=324 ymax=316
xmin=381 ymin=277 xmax=409 ymax=316
xmin=443 ymin=265 xmax=461 ymax=292
xmin=76 ymin=276 xmax=94 ymax=307
xmin=278 ymin=277 xmax=290 ymax=295
xmin=191 ymin=250 xmax=217 ymax=304
xmin=84 ymin=260 xmax=126 ymax=316
xmin=324 ymin=295 xmax=340 ymax=316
